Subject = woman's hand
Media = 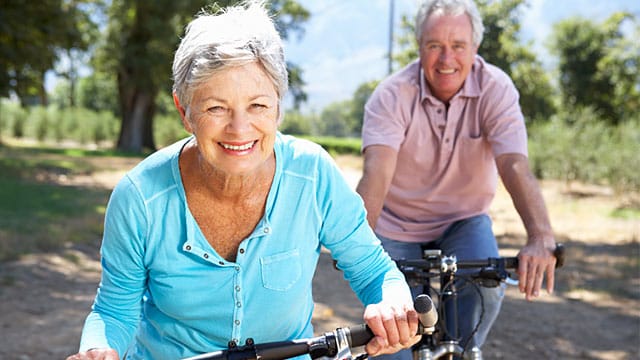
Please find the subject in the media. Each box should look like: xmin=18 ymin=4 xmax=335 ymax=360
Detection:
xmin=66 ymin=348 xmax=119 ymax=360
xmin=363 ymin=301 xmax=421 ymax=356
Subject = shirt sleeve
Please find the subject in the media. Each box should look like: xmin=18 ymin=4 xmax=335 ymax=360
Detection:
xmin=361 ymin=80 xmax=410 ymax=152
xmin=314 ymin=150 xmax=411 ymax=305
xmin=480 ymin=70 xmax=528 ymax=157
xmin=79 ymin=176 xmax=148 ymax=355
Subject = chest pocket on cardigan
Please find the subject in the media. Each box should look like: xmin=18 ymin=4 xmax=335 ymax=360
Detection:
xmin=260 ymin=248 xmax=302 ymax=291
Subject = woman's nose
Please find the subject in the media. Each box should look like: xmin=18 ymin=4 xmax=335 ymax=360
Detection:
xmin=227 ymin=110 xmax=251 ymax=133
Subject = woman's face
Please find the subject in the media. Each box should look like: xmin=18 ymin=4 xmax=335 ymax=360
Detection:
xmin=180 ymin=62 xmax=279 ymax=177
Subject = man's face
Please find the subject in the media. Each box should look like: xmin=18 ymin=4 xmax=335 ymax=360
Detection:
xmin=419 ymin=12 xmax=478 ymax=103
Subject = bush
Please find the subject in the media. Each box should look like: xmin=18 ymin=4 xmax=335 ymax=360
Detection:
xmin=154 ymin=113 xmax=190 ymax=148
xmin=528 ymin=107 xmax=640 ymax=192
xmin=300 ymin=135 xmax=361 ymax=156
xmin=280 ymin=110 xmax=314 ymax=135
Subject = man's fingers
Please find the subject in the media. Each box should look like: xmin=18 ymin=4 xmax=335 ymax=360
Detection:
xmin=546 ymin=262 xmax=556 ymax=294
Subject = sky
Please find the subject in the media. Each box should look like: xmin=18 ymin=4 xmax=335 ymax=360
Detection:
xmin=282 ymin=0 xmax=640 ymax=113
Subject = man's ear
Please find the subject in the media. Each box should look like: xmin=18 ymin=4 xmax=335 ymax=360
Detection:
xmin=173 ymin=92 xmax=192 ymax=133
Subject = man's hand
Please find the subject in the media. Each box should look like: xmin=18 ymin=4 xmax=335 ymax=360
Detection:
xmin=363 ymin=301 xmax=421 ymax=356
xmin=517 ymin=242 xmax=557 ymax=300
xmin=66 ymin=348 xmax=119 ymax=360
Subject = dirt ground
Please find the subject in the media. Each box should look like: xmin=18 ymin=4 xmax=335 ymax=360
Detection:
xmin=0 ymin=154 xmax=638 ymax=359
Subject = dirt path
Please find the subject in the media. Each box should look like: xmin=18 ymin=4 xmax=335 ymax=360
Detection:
xmin=0 ymin=155 xmax=638 ymax=359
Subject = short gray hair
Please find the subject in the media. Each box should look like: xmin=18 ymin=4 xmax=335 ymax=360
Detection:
xmin=415 ymin=0 xmax=484 ymax=47
xmin=172 ymin=0 xmax=288 ymax=112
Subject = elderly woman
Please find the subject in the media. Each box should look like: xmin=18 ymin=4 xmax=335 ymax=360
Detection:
xmin=66 ymin=1 xmax=420 ymax=359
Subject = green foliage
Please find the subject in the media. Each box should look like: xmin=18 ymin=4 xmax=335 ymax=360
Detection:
xmin=0 ymin=103 xmax=120 ymax=147
xmin=154 ymin=113 xmax=191 ymax=148
xmin=0 ymin=0 xmax=99 ymax=104
xmin=318 ymin=101 xmax=355 ymax=137
xmin=528 ymin=107 xmax=640 ymax=193
xmin=350 ymin=80 xmax=380 ymax=135
xmin=392 ymin=14 xmax=419 ymax=69
xmin=312 ymin=80 xmax=380 ymax=138
xmin=477 ymin=0 xmax=557 ymax=121
xmin=549 ymin=13 xmax=639 ymax=125
xmin=77 ymin=72 xmax=120 ymax=115
xmin=280 ymin=110 xmax=315 ymax=135
xmin=1 ymin=100 xmax=28 ymax=138
xmin=300 ymin=136 xmax=361 ymax=156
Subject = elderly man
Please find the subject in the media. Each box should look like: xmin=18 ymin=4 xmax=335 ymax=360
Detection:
xmin=357 ymin=0 xmax=557 ymax=358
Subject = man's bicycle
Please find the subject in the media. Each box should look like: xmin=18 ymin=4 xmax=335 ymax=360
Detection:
xmin=396 ymin=243 xmax=566 ymax=360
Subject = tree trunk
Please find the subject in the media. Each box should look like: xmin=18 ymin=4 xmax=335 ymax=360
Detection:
xmin=116 ymin=70 xmax=156 ymax=153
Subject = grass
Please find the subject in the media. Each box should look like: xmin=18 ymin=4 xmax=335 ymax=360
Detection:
xmin=0 ymin=144 xmax=119 ymax=261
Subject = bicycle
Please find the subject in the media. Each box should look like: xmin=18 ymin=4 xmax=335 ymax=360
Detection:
xmin=182 ymin=293 xmax=437 ymax=360
xmin=395 ymin=243 xmax=566 ymax=360
xmin=181 ymin=245 xmax=565 ymax=360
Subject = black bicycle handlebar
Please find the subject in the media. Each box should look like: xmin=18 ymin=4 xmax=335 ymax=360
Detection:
xmin=397 ymin=243 xmax=565 ymax=272
xmin=182 ymin=295 xmax=439 ymax=360
xmin=181 ymin=324 xmax=373 ymax=360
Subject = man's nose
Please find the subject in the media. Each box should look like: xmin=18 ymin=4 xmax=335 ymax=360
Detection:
xmin=438 ymin=47 xmax=453 ymax=61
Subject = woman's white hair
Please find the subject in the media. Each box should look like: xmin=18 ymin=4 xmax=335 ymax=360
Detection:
xmin=172 ymin=0 xmax=288 ymax=120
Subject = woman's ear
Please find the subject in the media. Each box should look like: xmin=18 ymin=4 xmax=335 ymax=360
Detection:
xmin=173 ymin=92 xmax=193 ymax=133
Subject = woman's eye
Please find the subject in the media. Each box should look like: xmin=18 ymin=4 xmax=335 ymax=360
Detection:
xmin=208 ymin=106 xmax=226 ymax=113
xmin=251 ymin=103 xmax=268 ymax=110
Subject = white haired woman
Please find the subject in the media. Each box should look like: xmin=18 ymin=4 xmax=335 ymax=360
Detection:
xmin=66 ymin=1 xmax=419 ymax=359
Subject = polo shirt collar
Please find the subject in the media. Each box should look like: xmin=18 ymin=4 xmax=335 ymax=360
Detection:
xmin=418 ymin=56 xmax=481 ymax=105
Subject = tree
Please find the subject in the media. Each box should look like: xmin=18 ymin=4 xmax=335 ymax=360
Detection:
xmin=280 ymin=110 xmax=313 ymax=135
xmin=315 ymin=79 xmax=379 ymax=138
xmin=549 ymin=13 xmax=638 ymax=124
xmin=318 ymin=101 xmax=354 ymax=137
xmin=93 ymin=0 xmax=309 ymax=153
xmin=0 ymin=0 xmax=97 ymax=106
xmin=350 ymin=80 xmax=380 ymax=135
xmin=476 ymin=0 xmax=556 ymax=121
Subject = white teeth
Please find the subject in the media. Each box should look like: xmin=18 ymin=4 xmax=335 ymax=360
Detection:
xmin=439 ymin=69 xmax=455 ymax=74
xmin=220 ymin=141 xmax=255 ymax=151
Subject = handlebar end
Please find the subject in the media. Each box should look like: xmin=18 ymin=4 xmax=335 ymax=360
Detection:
xmin=554 ymin=243 xmax=566 ymax=268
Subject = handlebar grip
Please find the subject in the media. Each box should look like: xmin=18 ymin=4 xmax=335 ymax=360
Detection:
xmin=504 ymin=257 xmax=519 ymax=269
xmin=554 ymin=243 xmax=565 ymax=268
xmin=346 ymin=324 xmax=374 ymax=348
xmin=506 ymin=243 xmax=566 ymax=270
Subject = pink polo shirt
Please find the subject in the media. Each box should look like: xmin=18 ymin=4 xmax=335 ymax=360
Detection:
xmin=362 ymin=56 xmax=528 ymax=242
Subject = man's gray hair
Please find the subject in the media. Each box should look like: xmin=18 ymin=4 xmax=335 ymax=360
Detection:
xmin=172 ymin=0 xmax=288 ymax=117
xmin=415 ymin=0 xmax=485 ymax=47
